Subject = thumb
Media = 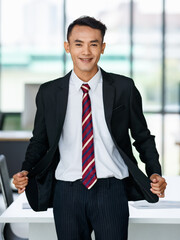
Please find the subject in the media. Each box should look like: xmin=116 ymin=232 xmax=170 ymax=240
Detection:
xmin=17 ymin=172 xmax=23 ymax=177
xmin=152 ymin=178 xmax=158 ymax=183
xmin=18 ymin=171 xmax=28 ymax=177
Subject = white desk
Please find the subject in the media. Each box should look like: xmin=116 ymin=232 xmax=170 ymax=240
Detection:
xmin=0 ymin=176 xmax=180 ymax=240
xmin=0 ymin=131 xmax=32 ymax=141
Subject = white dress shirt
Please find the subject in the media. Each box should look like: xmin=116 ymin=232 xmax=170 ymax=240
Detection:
xmin=55 ymin=68 xmax=129 ymax=181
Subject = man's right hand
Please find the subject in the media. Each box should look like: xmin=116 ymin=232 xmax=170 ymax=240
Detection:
xmin=13 ymin=171 xmax=29 ymax=194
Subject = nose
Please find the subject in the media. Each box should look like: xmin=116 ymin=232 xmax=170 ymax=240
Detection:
xmin=82 ymin=45 xmax=90 ymax=55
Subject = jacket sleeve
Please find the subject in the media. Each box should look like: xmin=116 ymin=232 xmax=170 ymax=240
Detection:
xmin=129 ymin=80 xmax=162 ymax=177
xmin=21 ymin=85 xmax=49 ymax=171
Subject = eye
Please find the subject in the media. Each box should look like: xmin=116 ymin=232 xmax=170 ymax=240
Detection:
xmin=91 ymin=44 xmax=98 ymax=47
xmin=75 ymin=43 xmax=82 ymax=47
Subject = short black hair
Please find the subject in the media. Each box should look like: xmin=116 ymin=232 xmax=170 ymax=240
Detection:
xmin=67 ymin=16 xmax=107 ymax=42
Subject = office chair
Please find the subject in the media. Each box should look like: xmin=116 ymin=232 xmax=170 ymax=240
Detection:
xmin=0 ymin=155 xmax=28 ymax=240
xmin=21 ymin=83 xmax=40 ymax=130
xmin=0 ymin=112 xmax=5 ymax=130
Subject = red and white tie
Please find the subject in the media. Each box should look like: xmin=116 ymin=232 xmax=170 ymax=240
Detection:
xmin=81 ymin=84 xmax=97 ymax=189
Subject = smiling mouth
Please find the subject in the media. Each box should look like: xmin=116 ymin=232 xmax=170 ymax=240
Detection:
xmin=79 ymin=58 xmax=93 ymax=62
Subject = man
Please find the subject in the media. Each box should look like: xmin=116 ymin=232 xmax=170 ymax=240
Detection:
xmin=13 ymin=16 xmax=167 ymax=240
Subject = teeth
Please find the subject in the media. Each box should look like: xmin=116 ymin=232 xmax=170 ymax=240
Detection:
xmin=81 ymin=58 xmax=91 ymax=60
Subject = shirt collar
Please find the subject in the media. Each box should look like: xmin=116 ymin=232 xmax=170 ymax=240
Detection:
xmin=70 ymin=67 xmax=102 ymax=92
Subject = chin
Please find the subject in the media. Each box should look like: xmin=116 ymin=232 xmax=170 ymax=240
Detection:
xmin=79 ymin=67 xmax=94 ymax=72
xmin=80 ymin=64 xmax=97 ymax=72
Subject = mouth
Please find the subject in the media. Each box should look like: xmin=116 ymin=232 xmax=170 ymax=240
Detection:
xmin=79 ymin=58 xmax=93 ymax=63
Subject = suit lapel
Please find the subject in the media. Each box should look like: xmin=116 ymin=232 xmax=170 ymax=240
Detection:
xmin=54 ymin=71 xmax=71 ymax=144
xmin=101 ymin=68 xmax=115 ymax=135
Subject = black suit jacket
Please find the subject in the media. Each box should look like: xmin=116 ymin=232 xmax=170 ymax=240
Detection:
xmin=22 ymin=68 xmax=162 ymax=209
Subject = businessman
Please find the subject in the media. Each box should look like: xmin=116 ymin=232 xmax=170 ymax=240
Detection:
xmin=13 ymin=16 xmax=167 ymax=240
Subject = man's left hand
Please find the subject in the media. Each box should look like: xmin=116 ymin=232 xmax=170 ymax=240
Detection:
xmin=150 ymin=174 xmax=167 ymax=198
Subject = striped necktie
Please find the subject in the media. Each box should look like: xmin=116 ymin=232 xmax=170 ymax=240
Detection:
xmin=81 ymin=84 xmax=97 ymax=189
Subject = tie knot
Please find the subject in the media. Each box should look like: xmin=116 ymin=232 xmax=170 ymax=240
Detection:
xmin=81 ymin=84 xmax=90 ymax=94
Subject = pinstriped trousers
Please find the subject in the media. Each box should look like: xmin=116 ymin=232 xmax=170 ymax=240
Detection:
xmin=53 ymin=177 xmax=129 ymax=240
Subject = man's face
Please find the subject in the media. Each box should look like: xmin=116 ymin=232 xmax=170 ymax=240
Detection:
xmin=64 ymin=25 xmax=106 ymax=79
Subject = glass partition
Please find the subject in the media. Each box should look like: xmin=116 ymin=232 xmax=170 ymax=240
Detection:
xmin=1 ymin=0 xmax=64 ymax=112
xmin=165 ymin=0 xmax=180 ymax=112
xmin=133 ymin=0 xmax=162 ymax=112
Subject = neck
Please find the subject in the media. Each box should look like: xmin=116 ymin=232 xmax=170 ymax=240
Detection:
xmin=74 ymin=67 xmax=98 ymax=82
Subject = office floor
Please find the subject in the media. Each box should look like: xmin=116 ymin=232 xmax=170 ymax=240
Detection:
xmin=0 ymin=193 xmax=29 ymax=239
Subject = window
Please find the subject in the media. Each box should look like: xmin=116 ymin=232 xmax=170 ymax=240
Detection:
xmin=1 ymin=0 xmax=64 ymax=112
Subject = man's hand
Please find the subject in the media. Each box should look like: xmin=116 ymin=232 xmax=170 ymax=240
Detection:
xmin=13 ymin=171 xmax=29 ymax=194
xmin=150 ymin=174 xmax=167 ymax=198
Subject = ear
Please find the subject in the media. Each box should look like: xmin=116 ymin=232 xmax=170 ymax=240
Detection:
xmin=101 ymin=43 xmax=106 ymax=54
xmin=64 ymin=42 xmax=70 ymax=53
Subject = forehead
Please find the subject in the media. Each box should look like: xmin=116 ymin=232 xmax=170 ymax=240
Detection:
xmin=69 ymin=25 xmax=102 ymax=41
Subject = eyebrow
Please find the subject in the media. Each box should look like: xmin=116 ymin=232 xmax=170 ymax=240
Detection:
xmin=74 ymin=39 xmax=100 ymax=43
